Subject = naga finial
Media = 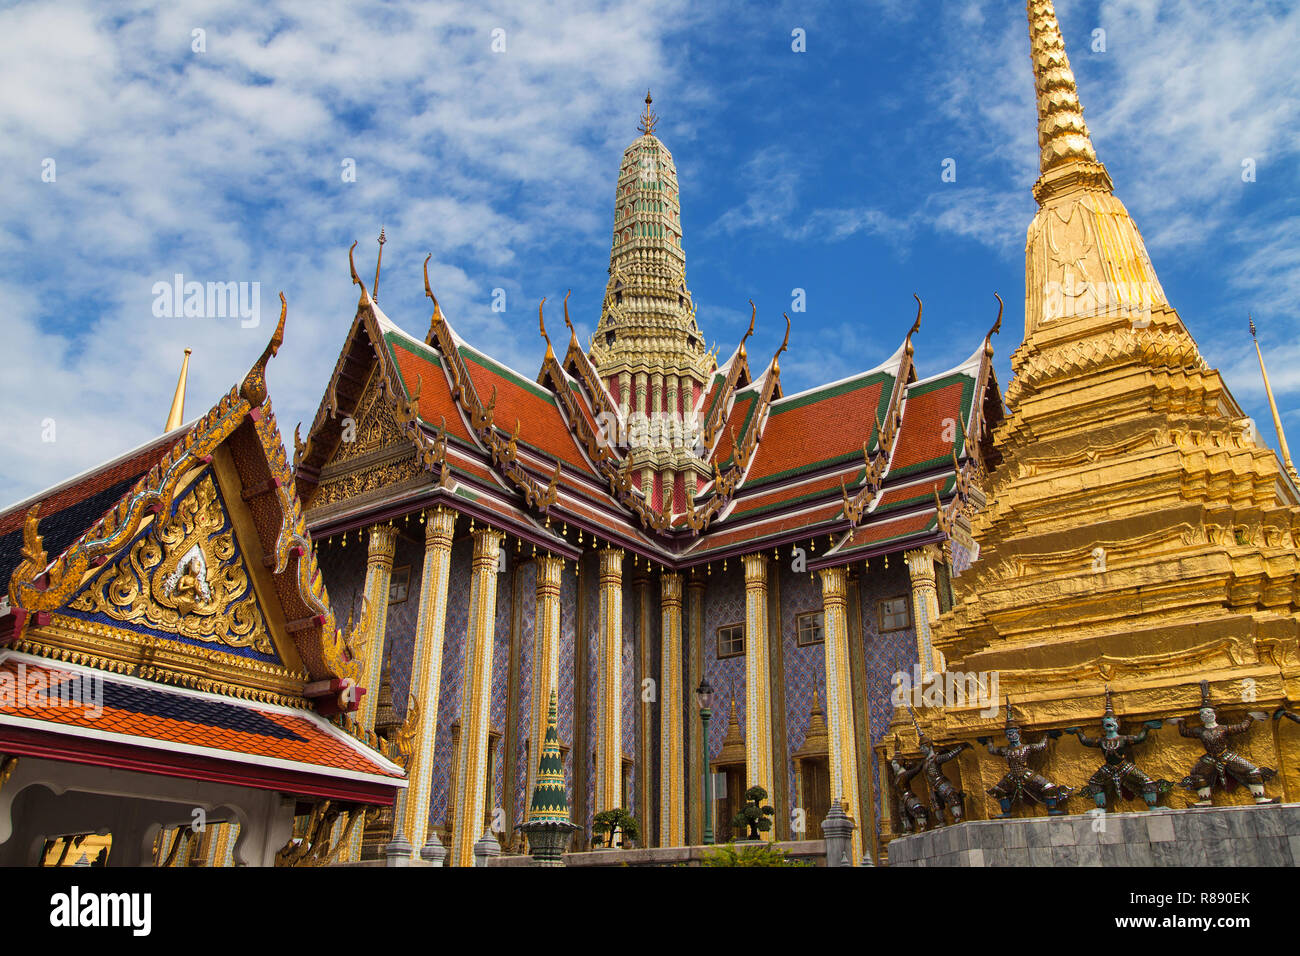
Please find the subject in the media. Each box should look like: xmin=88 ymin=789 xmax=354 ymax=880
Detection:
xmin=240 ymin=292 xmax=286 ymax=406
xmin=562 ymin=289 xmax=578 ymax=347
xmin=539 ymin=297 xmax=553 ymax=359
xmin=987 ymin=292 xmax=1003 ymax=343
xmin=349 ymin=241 xmax=368 ymax=301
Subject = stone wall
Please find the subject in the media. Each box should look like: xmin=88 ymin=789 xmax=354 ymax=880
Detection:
xmin=887 ymin=804 xmax=1300 ymax=867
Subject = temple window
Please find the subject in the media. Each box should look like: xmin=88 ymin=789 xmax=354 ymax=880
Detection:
xmin=716 ymin=622 xmax=744 ymax=659
xmin=878 ymin=595 xmax=912 ymax=632
xmin=796 ymin=610 xmax=824 ymax=646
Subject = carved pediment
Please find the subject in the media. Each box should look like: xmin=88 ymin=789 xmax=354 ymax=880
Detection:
xmin=66 ymin=470 xmax=277 ymax=661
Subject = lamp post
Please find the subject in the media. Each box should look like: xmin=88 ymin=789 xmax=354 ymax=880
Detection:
xmin=696 ymin=678 xmax=714 ymax=845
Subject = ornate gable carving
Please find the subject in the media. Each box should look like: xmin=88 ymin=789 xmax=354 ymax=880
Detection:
xmin=66 ymin=470 xmax=276 ymax=659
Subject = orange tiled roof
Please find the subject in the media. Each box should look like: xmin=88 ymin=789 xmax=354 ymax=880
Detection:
xmin=890 ymin=375 xmax=974 ymax=477
xmin=0 ymin=656 xmax=402 ymax=782
xmin=745 ymin=373 xmax=893 ymax=487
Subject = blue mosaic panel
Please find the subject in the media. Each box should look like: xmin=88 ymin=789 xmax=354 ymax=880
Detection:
xmin=858 ymin=557 xmax=920 ymax=826
xmin=951 ymin=539 xmax=973 ymax=577
xmin=621 ymin=578 xmax=636 ymax=811
xmin=779 ymin=563 xmax=826 ymax=816
xmin=427 ymin=536 xmax=473 ymax=828
xmin=512 ymin=559 xmax=536 ymax=830
xmin=702 ymin=567 xmax=745 ymax=760
xmin=489 ymin=557 xmax=513 ymax=817
xmin=583 ymin=555 xmax=598 ymax=832
xmin=385 ymin=531 xmax=425 ymax=721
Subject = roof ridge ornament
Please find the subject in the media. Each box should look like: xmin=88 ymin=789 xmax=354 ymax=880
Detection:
xmin=637 ymin=89 xmax=658 ymax=136
xmin=562 ymin=289 xmax=579 ymax=347
xmin=423 ymin=253 xmax=445 ymax=344
xmin=986 ymin=292 xmax=1004 ymax=352
xmin=240 ymin=292 xmax=286 ymax=407
xmin=349 ymin=241 xmax=370 ymax=304
xmin=539 ymin=297 xmax=554 ymax=361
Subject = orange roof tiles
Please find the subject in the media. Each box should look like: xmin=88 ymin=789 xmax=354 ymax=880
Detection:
xmin=745 ymin=375 xmax=891 ymax=486
xmin=0 ymin=659 xmax=400 ymax=780
xmin=890 ymin=377 xmax=973 ymax=476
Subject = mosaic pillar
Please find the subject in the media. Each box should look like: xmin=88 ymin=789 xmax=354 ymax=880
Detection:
xmin=341 ymin=522 xmax=398 ymax=862
xmin=527 ymin=554 xmax=565 ymax=811
xmin=358 ymin=523 xmax=399 ymax=732
xmin=686 ymin=575 xmax=706 ymax=844
xmin=449 ymin=528 xmax=505 ymax=867
xmin=904 ymin=546 xmax=943 ymax=676
xmin=659 ymin=572 xmax=685 ymax=846
xmin=596 ymin=548 xmax=625 ymax=812
xmin=635 ymin=574 xmax=653 ymax=845
xmin=742 ymin=553 xmax=774 ymax=839
xmin=391 ymin=507 xmax=456 ymax=858
xmin=210 ymin=823 xmax=233 ymax=868
xmin=820 ymin=565 xmax=864 ymax=865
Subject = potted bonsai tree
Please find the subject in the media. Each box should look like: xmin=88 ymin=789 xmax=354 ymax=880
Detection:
xmin=591 ymin=808 xmax=640 ymax=849
xmin=730 ymin=786 xmax=776 ymax=842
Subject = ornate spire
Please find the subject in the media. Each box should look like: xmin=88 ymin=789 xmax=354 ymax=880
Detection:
xmin=637 ymin=90 xmax=658 ymax=136
xmin=164 ymin=347 xmax=192 ymax=432
xmin=592 ymin=91 xmax=713 ymax=510
xmin=1027 ymin=0 xmax=1099 ymax=173
xmin=1250 ymin=316 xmax=1298 ymax=484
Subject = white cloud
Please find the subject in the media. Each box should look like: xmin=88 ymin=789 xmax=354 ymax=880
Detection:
xmin=0 ymin=0 xmax=705 ymax=504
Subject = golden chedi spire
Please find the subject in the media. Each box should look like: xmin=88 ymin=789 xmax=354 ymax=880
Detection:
xmin=590 ymin=92 xmax=713 ymax=514
xmin=922 ymin=6 xmax=1300 ymax=819
xmin=1027 ymin=1 xmax=1101 ymax=175
xmin=164 ymin=347 xmax=192 ymax=432
xmin=1250 ymin=316 xmax=1299 ymax=486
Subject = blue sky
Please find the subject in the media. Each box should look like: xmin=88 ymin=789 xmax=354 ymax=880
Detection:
xmin=2 ymin=0 xmax=1298 ymax=503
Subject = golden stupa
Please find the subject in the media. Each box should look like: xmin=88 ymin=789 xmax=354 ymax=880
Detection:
xmin=881 ymin=0 xmax=1300 ymax=833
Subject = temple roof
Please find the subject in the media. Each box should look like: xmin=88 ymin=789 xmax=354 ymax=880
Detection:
xmin=295 ymin=254 xmax=1004 ymax=569
xmin=0 ymin=652 xmax=404 ymax=803
xmin=0 ymin=430 xmax=181 ymax=590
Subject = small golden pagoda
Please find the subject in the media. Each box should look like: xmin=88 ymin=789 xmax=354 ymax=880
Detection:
xmin=914 ymin=0 xmax=1300 ymax=819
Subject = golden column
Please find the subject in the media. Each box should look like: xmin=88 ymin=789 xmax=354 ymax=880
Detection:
xmin=904 ymin=546 xmax=943 ymax=676
xmin=392 ymin=507 xmax=456 ymax=857
xmin=527 ymin=554 xmax=565 ymax=808
xmin=449 ymin=527 xmax=505 ymax=867
xmin=819 ymin=565 xmax=865 ymax=864
xmin=659 ymin=571 xmax=685 ymax=846
xmin=596 ymin=548 xmax=625 ymax=812
xmin=742 ymin=553 xmax=774 ymax=838
xmin=358 ymin=523 xmax=400 ymax=731
xmin=340 ymin=521 xmax=398 ymax=863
